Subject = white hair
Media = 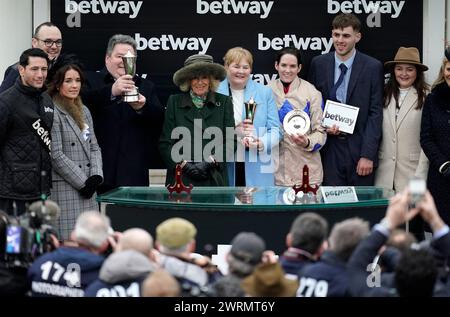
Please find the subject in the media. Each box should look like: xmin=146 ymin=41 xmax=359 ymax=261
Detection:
xmin=74 ymin=211 xmax=110 ymax=248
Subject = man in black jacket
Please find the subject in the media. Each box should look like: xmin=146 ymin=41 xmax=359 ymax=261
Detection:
xmin=348 ymin=190 xmax=450 ymax=297
xmin=0 ymin=48 xmax=53 ymax=215
xmin=81 ymin=34 xmax=164 ymax=193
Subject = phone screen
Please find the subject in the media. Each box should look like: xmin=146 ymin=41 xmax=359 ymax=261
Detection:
xmin=5 ymin=225 xmax=22 ymax=254
xmin=409 ymin=177 xmax=426 ymax=208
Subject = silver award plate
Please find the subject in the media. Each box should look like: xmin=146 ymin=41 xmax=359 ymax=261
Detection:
xmin=283 ymin=109 xmax=310 ymax=135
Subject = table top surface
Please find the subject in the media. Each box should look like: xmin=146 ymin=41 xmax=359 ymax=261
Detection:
xmin=97 ymin=186 xmax=394 ymax=210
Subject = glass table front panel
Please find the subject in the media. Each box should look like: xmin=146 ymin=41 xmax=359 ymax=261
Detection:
xmin=98 ymin=186 xmax=394 ymax=210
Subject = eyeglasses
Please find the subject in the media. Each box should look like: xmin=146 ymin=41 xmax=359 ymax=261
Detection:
xmin=35 ymin=38 xmax=63 ymax=47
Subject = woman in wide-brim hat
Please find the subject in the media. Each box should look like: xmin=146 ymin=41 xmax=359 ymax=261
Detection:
xmin=375 ymin=46 xmax=430 ymax=238
xmin=159 ymin=54 xmax=236 ymax=187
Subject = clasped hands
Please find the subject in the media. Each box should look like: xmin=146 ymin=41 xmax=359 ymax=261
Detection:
xmin=79 ymin=175 xmax=103 ymax=199
xmin=111 ymin=74 xmax=146 ymax=110
xmin=181 ymin=158 xmax=220 ymax=181
xmin=236 ymin=119 xmax=264 ymax=150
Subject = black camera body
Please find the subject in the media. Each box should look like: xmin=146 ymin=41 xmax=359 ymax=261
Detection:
xmin=4 ymin=202 xmax=59 ymax=268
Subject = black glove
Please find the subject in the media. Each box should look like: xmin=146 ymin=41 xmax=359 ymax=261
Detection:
xmin=182 ymin=162 xmax=215 ymax=181
xmin=79 ymin=175 xmax=103 ymax=199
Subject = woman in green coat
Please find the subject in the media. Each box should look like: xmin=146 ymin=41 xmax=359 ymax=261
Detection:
xmin=159 ymin=54 xmax=235 ymax=186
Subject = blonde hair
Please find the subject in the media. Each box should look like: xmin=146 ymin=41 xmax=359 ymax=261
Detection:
xmin=223 ymin=47 xmax=253 ymax=68
xmin=179 ymin=75 xmax=220 ymax=92
xmin=432 ymin=57 xmax=450 ymax=89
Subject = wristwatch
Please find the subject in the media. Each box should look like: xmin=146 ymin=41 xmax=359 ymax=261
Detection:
xmin=439 ymin=161 xmax=450 ymax=174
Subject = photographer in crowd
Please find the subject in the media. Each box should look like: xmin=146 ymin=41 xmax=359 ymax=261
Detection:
xmin=348 ymin=189 xmax=450 ymax=297
xmin=0 ymin=210 xmax=29 ymax=296
xmin=210 ymin=232 xmax=266 ymax=297
xmin=85 ymin=228 xmax=160 ymax=297
xmin=27 ymin=211 xmax=110 ymax=297
xmin=296 ymin=217 xmax=369 ymax=297
xmin=280 ymin=212 xmax=328 ymax=278
xmin=1 ymin=199 xmax=61 ymax=296
xmin=156 ymin=217 xmax=221 ymax=295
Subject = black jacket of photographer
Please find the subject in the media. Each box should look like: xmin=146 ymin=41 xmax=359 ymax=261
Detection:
xmin=0 ymin=78 xmax=53 ymax=200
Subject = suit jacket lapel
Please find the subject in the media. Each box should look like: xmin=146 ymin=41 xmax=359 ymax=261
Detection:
xmin=201 ymin=93 xmax=218 ymax=129
xmin=346 ymin=52 xmax=363 ymax=104
xmin=387 ymin=98 xmax=396 ymax=136
xmin=396 ymin=89 xmax=417 ymax=131
xmin=181 ymin=94 xmax=196 ymax=124
xmin=327 ymin=55 xmax=335 ymax=99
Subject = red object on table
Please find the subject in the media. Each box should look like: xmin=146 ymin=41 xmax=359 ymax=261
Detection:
xmin=292 ymin=165 xmax=319 ymax=195
xmin=167 ymin=164 xmax=193 ymax=194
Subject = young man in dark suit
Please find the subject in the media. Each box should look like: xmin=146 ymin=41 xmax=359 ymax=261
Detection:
xmin=308 ymin=13 xmax=383 ymax=186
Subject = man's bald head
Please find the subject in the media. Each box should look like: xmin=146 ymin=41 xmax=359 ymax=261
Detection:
xmin=117 ymin=228 xmax=153 ymax=256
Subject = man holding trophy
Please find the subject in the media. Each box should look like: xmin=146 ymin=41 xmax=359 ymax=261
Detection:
xmin=82 ymin=34 xmax=164 ymax=193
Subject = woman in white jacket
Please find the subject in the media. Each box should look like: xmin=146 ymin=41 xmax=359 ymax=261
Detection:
xmin=375 ymin=47 xmax=429 ymax=192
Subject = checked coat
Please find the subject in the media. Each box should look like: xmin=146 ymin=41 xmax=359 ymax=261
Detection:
xmin=50 ymin=103 xmax=103 ymax=239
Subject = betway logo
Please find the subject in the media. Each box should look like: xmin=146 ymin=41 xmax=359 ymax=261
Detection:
xmin=328 ymin=0 xmax=405 ymax=18
xmin=32 ymin=119 xmax=51 ymax=151
xmin=135 ymin=33 xmax=212 ymax=54
xmin=65 ymin=0 xmax=143 ymax=19
xmin=258 ymin=34 xmax=333 ymax=54
xmin=252 ymin=73 xmax=277 ymax=85
xmin=197 ymin=0 xmax=274 ymax=19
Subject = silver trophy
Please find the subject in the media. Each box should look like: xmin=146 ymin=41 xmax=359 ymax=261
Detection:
xmin=283 ymin=109 xmax=310 ymax=136
xmin=122 ymin=50 xmax=139 ymax=102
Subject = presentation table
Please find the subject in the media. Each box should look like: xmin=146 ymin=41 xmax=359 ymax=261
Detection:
xmin=98 ymin=186 xmax=393 ymax=254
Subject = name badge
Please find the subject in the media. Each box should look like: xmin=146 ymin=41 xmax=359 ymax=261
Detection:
xmin=320 ymin=186 xmax=358 ymax=203
xmin=82 ymin=124 xmax=90 ymax=141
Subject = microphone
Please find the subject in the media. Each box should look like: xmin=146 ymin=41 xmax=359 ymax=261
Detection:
xmin=28 ymin=200 xmax=61 ymax=225
xmin=446 ymin=46 xmax=450 ymax=61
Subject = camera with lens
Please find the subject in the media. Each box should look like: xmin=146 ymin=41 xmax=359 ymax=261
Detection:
xmin=4 ymin=200 xmax=60 ymax=268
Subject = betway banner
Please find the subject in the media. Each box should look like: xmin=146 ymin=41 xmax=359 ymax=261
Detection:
xmin=51 ymin=0 xmax=422 ymax=104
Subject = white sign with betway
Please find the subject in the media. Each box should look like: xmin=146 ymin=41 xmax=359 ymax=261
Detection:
xmin=320 ymin=186 xmax=358 ymax=204
xmin=322 ymin=100 xmax=359 ymax=134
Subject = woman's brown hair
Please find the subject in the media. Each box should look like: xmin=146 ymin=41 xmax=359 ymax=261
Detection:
xmin=383 ymin=64 xmax=429 ymax=110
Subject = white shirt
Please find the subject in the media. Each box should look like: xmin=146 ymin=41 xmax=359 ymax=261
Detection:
xmin=230 ymin=88 xmax=244 ymax=125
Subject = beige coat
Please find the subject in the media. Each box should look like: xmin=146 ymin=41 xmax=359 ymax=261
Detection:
xmin=268 ymin=78 xmax=326 ymax=186
xmin=375 ymin=88 xmax=428 ymax=191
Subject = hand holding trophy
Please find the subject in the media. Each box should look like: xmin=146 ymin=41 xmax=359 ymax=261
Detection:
xmin=242 ymin=97 xmax=257 ymax=146
xmin=121 ymin=50 xmax=139 ymax=102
